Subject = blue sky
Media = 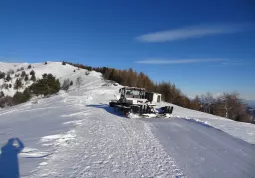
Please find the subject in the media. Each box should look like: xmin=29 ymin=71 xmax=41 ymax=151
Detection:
xmin=0 ymin=0 xmax=255 ymax=99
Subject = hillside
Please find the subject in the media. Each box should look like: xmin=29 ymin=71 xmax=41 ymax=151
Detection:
xmin=0 ymin=62 xmax=100 ymax=97
xmin=0 ymin=62 xmax=255 ymax=177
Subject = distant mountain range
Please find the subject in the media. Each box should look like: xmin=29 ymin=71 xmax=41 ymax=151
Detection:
xmin=246 ymin=100 xmax=255 ymax=108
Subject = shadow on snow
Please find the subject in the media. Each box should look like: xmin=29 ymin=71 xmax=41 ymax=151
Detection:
xmin=87 ymin=104 xmax=127 ymax=118
xmin=0 ymin=138 xmax=24 ymax=178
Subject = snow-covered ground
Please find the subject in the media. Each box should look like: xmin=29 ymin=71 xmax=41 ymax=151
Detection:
xmin=143 ymin=118 xmax=255 ymax=178
xmin=0 ymin=62 xmax=185 ymax=177
xmin=167 ymin=103 xmax=255 ymax=144
xmin=0 ymin=62 xmax=255 ymax=177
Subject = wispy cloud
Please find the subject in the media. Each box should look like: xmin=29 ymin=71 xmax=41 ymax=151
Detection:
xmin=221 ymin=62 xmax=246 ymax=66
xmin=136 ymin=23 xmax=252 ymax=42
xmin=135 ymin=58 xmax=227 ymax=64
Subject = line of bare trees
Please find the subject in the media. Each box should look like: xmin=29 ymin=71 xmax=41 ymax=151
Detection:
xmin=66 ymin=62 xmax=199 ymax=108
xmin=193 ymin=92 xmax=251 ymax=123
xmin=66 ymin=62 xmax=251 ymax=123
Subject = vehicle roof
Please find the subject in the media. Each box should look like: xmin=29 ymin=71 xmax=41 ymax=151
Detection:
xmin=145 ymin=91 xmax=162 ymax=95
xmin=121 ymin=87 xmax=145 ymax=90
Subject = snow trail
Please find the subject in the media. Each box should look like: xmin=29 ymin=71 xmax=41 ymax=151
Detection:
xmin=144 ymin=118 xmax=255 ymax=178
xmin=29 ymin=79 xmax=184 ymax=177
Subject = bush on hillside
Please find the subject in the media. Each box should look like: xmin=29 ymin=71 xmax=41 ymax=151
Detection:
xmin=21 ymin=71 xmax=26 ymax=77
xmin=0 ymin=74 xmax=60 ymax=108
xmin=27 ymin=64 xmax=32 ymax=69
xmin=30 ymin=73 xmax=60 ymax=96
xmin=31 ymin=75 xmax=36 ymax=81
xmin=87 ymin=66 xmax=92 ymax=71
xmin=30 ymin=70 xmax=35 ymax=76
xmin=0 ymin=91 xmax=4 ymax=98
xmin=9 ymin=84 xmax=12 ymax=88
xmin=13 ymin=89 xmax=31 ymax=105
xmin=70 ymin=81 xmax=73 ymax=86
xmin=14 ymin=78 xmax=23 ymax=90
xmin=17 ymin=67 xmax=24 ymax=72
xmin=0 ymin=96 xmax=14 ymax=108
xmin=24 ymin=74 xmax=29 ymax=81
xmin=44 ymin=61 xmax=48 ymax=65
xmin=5 ymin=74 xmax=11 ymax=82
xmin=30 ymin=70 xmax=36 ymax=81
xmin=61 ymin=79 xmax=71 ymax=91
xmin=0 ymin=71 xmax=6 ymax=79
xmin=62 ymin=61 xmax=66 ymax=65
xmin=42 ymin=73 xmax=47 ymax=78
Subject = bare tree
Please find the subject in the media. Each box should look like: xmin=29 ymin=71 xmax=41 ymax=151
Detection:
xmin=216 ymin=92 xmax=250 ymax=122
xmin=205 ymin=92 xmax=215 ymax=104
xmin=76 ymin=77 xmax=82 ymax=91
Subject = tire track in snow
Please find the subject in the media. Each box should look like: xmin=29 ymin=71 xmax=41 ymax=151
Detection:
xmin=31 ymin=105 xmax=185 ymax=177
xmin=28 ymin=84 xmax=185 ymax=177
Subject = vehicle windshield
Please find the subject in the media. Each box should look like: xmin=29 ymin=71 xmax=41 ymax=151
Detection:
xmin=126 ymin=89 xmax=140 ymax=96
xmin=125 ymin=89 xmax=144 ymax=98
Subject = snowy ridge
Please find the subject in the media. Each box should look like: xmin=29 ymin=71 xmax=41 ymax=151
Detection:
xmin=0 ymin=62 xmax=30 ymax=72
xmin=0 ymin=61 xmax=100 ymax=97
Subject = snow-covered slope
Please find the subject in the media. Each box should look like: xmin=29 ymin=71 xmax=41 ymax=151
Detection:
xmin=0 ymin=65 xmax=184 ymax=177
xmin=0 ymin=62 xmax=30 ymax=73
xmin=0 ymin=62 xmax=254 ymax=177
xmin=0 ymin=61 xmax=98 ymax=97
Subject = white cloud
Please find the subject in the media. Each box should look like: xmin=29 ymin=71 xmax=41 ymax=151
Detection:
xmin=221 ymin=62 xmax=245 ymax=66
xmin=136 ymin=23 xmax=251 ymax=42
xmin=135 ymin=58 xmax=227 ymax=64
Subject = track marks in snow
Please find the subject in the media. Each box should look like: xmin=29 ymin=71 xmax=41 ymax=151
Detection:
xmin=40 ymin=130 xmax=76 ymax=147
xmin=26 ymin=83 xmax=184 ymax=177
xmin=61 ymin=111 xmax=90 ymax=118
xmin=62 ymin=120 xmax=83 ymax=126
xmin=20 ymin=147 xmax=52 ymax=158
xmin=34 ymin=106 xmax=185 ymax=178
